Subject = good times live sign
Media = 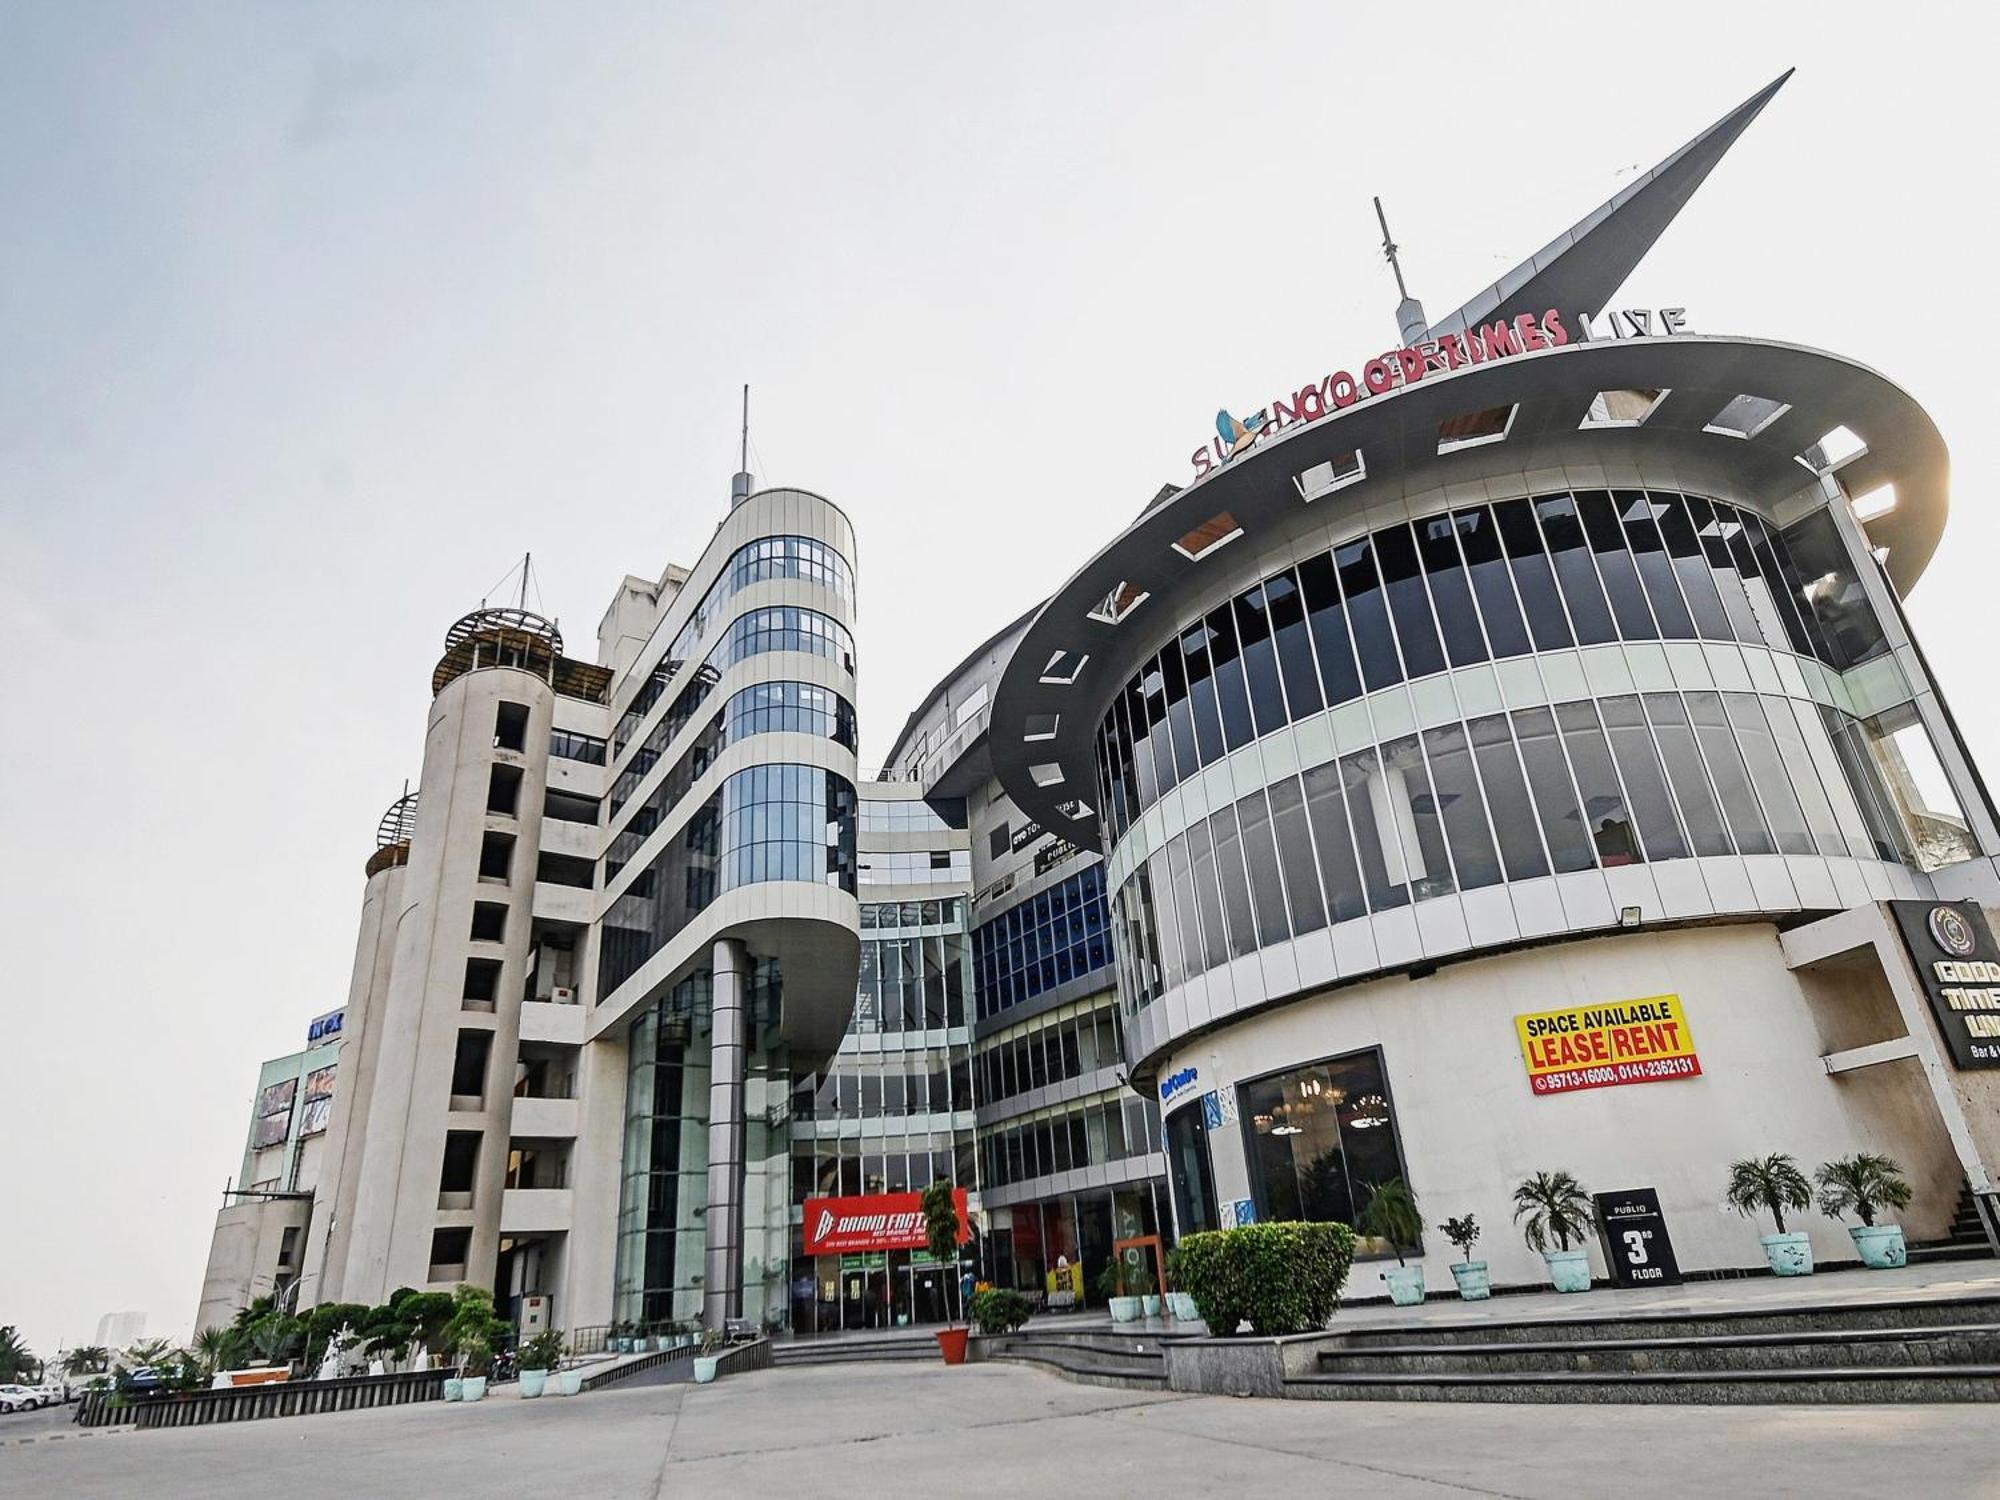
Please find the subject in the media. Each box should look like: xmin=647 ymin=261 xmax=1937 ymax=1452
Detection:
xmin=1515 ymin=995 xmax=1701 ymax=1097
xmin=1891 ymin=899 xmax=2000 ymax=1070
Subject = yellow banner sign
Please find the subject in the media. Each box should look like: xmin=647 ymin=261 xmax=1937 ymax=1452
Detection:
xmin=1515 ymin=995 xmax=1700 ymax=1097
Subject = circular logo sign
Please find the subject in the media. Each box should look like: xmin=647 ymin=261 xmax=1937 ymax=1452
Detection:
xmin=1928 ymin=904 xmax=1977 ymax=958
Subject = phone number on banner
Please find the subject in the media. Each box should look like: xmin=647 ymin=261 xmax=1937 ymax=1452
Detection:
xmin=1530 ymin=1055 xmax=1703 ymax=1096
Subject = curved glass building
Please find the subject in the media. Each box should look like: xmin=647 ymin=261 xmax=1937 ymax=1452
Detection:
xmin=988 ymin=72 xmax=2000 ymax=1280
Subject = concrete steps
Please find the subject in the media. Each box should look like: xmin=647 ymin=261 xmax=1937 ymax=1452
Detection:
xmin=1293 ymin=1294 xmax=2000 ymax=1403
xmin=772 ymin=1334 xmax=940 ymax=1368
xmin=979 ymin=1331 xmax=1169 ymax=1390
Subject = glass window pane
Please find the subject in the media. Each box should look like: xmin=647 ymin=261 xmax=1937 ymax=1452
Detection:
xmin=1302 ymin=759 xmax=1369 ymax=922
xmin=1165 ymin=831 xmax=1206 ymax=978
xmin=1264 ymin=570 xmax=1325 ymax=720
xmin=1616 ymin=490 xmax=1696 ymax=639
xmin=1125 ymin=678 xmax=1156 ymax=810
xmin=1207 ymin=602 xmax=1256 ymax=751
xmin=1739 ymin=511 xmax=1822 ymax=657
xmin=1576 ymin=490 xmax=1658 ymax=640
xmin=1336 ymin=537 xmax=1401 ymax=691
xmin=1532 ymin=494 xmax=1616 ymax=645
xmin=1642 ymin=693 xmax=1735 ymax=856
xmin=1160 ymin=643 xmax=1195 ymax=792
xmin=1380 ymin=733 xmax=1455 ymax=900
xmin=1234 ymin=586 xmax=1289 ymax=737
xmin=1181 ymin=620 xmax=1225 ymax=769
xmin=1495 ymin=499 xmax=1574 ymax=650
xmin=1267 ymin=776 xmax=1328 ymax=934
xmin=1599 ymin=695 xmax=1690 ymax=861
xmin=1684 ymin=495 xmax=1766 ymax=645
xmin=1758 ymin=694 xmax=1850 ymax=859
xmin=1512 ymin=706 xmax=1597 ymax=872
xmin=1422 ymin=722 xmax=1503 ymax=888
xmin=1860 ymin=707 xmax=1979 ymax=870
xmin=1211 ymin=806 xmax=1259 ymax=957
xmin=1724 ymin=692 xmax=1815 ymax=855
xmin=1147 ymin=847 xmax=1185 ymax=994
xmin=1780 ymin=509 xmax=1890 ymax=669
xmin=1236 ymin=791 xmax=1292 ymax=948
xmin=1823 ymin=706 xmax=1910 ymax=863
xmin=1339 ymin=747 xmax=1412 ymax=910
xmin=1787 ymin=699 xmax=1876 ymax=861
xmin=1556 ymin=700 xmax=1640 ymax=865
xmin=1297 ymin=552 xmax=1363 ymax=705
xmin=1656 ymin=494 xmax=1734 ymax=641
xmin=1469 ymin=714 xmax=1550 ymax=880
xmin=1375 ymin=524 xmax=1447 ymax=679
xmin=1452 ymin=507 xmax=1532 ymax=658
xmin=1758 ymin=515 xmax=1841 ymax=664
xmin=1686 ymin=690 xmax=1775 ymax=854
xmin=1417 ymin=512 xmax=1489 ymax=667
xmin=1185 ymin=817 xmax=1232 ymax=971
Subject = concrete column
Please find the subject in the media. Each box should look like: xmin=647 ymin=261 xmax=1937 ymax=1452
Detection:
xmin=703 ymin=937 xmax=749 ymax=1330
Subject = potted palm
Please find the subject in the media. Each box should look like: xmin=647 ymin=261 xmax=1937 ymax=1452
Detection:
xmin=1098 ymin=1261 xmax=1141 ymax=1323
xmin=923 ymin=1180 xmax=970 ymax=1365
xmin=1815 ymin=1153 xmax=1913 ymax=1269
xmin=1513 ymin=1170 xmax=1595 ymax=1292
xmin=1357 ymin=1178 xmax=1426 ymax=1306
xmin=517 ymin=1329 xmax=564 ymax=1398
xmin=1726 ymin=1153 xmax=1816 ymax=1275
xmin=1438 ymin=1213 xmax=1489 ymax=1301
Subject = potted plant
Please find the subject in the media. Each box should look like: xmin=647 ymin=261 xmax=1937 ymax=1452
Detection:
xmin=1815 ymin=1153 xmax=1913 ymax=1269
xmin=1097 ymin=1261 xmax=1141 ymax=1323
xmin=692 ymin=1328 xmax=727 ymax=1384
xmin=1127 ymin=1262 xmax=1161 ymax=1319
xmin=922 ymin=1180 xmax=970 ymax=1365
xmin=456 ymin=1336 xmax=491 ymax=1401
xmin=1438 ymin=1214 xmax=1489 ymax=1300
xmin=1357 ymin=1178 xmax=1426 ymax=1306
xmin=517 ymin=1329 xmax=564 ymax=1399
xmin=440 ymin=1285 xmax=510 ymax=1401
xmin=1726 ymin=1153 xmax=1816 ymax=1276
xmin=1512 ymin=1170 xmax=1596 ymax=1292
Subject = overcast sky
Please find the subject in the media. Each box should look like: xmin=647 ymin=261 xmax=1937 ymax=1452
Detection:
xmin=4 ymin=3 xmax=1997 ymax=1356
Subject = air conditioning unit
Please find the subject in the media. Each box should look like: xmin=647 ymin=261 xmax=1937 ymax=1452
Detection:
xmin=551 ymin=986 xmax=575 ymax=1004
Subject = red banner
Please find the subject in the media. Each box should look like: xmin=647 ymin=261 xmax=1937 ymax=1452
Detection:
xmin=802 ymin=1190 xmax=971 ymax=1256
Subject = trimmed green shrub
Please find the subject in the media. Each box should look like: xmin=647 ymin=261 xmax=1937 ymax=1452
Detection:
xmin=969 ymin=1288 xmax=1033 ymax=1335
xmin=1168 ymin=1221 xmax=1357 ymax=1337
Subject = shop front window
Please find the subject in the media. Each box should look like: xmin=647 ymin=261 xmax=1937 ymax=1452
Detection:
xmin=1239 ymin=1049 xmax=1409 ymax=1252
xmin=1164 ymin=1103 xmax=1218 ymax=1238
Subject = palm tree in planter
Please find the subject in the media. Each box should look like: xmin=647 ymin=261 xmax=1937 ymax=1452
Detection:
xmin=1438 ymin=1214 xmax=1489 ymax=1300
xmin=1815 ymin=1153 xmax=1913 ymax=1269
xmin=1512 ymin=1170 xmax=1596 ymax=1292
xmin=922 ymin=1179 xmax=970 ymax=1365
xmin=1725 ymin=1153 xmax=1816 ymax=1276
xmin=1357 ymin=1178 xmax=1427 ymax=1306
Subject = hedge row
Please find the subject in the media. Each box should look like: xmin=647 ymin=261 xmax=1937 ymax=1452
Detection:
xmin=1168 ymin=1221 xmax=1357 ymax=1336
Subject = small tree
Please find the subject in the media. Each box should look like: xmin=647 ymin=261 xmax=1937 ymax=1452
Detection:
xmin=1356 ymin=1178 xmax=1423 ymax=1265
xmin=1512 ymin=1170 xmax=1595 ymax=1254
xmin=921 ymin=1180 xmax=963 ymax=1325
xmin=1815 ymin=1153 xmax=1913 ymax=1228
xmin=440 ymin=1285 xmax=512 ymax=1377
xmin=1726 ymin=1154 xmax=1814 ymax=1236
xmin=0 ymin=1326 xmax=36 ymax=1384
xmin=1438 ymin=1214 xmax=1481 ymax=1265
xmin=63 ymin=1346 xmax=109 ymax=1377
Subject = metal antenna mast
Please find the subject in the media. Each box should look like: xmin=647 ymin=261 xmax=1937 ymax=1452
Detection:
xmin=1374 ymin=196 xmax=1429 ymax=345
xmin=731 ymin=383 xmax=755 ymax=509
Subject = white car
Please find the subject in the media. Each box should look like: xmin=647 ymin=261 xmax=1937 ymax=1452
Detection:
xmin=0 ymin=1384 xmax=51 ymax=1412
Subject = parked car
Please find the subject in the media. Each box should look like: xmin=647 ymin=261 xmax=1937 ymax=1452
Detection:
xmin=0 ymin=1384 xmax=52 ymax=1412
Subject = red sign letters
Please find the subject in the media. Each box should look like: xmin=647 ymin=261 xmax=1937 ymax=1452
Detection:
xmin=801 ymin=1189 xmax=972 ymax=1256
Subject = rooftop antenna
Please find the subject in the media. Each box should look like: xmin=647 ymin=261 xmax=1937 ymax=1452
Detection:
xmin=1374 ymin=196 xmax=1428 ymax=346
xmin=730 ymin=383 xmax=754 ymax=509
xmin=518 ymin=552 xmax=530 ymax=612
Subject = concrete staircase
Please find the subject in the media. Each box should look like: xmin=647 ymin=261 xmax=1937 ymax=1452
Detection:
xmin=1908 ymin=1182 xmax=1996 ymax=1265
xmin=772 ymin=1332 xmax=940 ymax=1369
xmin=978 ymin=1329 xmax=1170 ymax=1390
xmin=1291 ymin=1293 xmax=2000 ymax=1404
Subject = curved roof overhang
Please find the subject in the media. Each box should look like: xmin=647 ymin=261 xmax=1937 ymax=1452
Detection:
xmin=991 ymin=334 xmax=1950 ymax=851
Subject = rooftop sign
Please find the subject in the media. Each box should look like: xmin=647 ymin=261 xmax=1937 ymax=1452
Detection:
xmin=1190 ymin=305 xmax=1691 ymax=478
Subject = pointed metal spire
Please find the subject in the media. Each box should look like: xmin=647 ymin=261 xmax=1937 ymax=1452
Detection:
xmin=1375 ymin=196 xmax=1428 ymax=345
xmin=1423 ymin=69 xmax=1794 ymax=342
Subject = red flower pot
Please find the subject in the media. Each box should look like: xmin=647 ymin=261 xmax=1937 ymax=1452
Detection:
xmin=935 ymin=1327 xmax=970 ymax=1365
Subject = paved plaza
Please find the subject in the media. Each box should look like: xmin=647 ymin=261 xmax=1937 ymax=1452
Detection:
xmin=6 ymin=1356 xmax=1997 ymax=1499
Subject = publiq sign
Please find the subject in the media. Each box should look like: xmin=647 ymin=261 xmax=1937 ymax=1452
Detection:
xmin=1515 ymin=995 xmax=1701 ymax=1097
xmin=801 ymin=1189 xmax=972 ymax=1256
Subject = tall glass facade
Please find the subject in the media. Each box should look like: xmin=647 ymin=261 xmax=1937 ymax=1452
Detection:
xmin=1094 ymin=491 xmax=1891 ymax=837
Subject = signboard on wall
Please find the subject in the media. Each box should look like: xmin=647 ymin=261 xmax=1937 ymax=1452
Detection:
xmin=1890 ymin=900 xmax=2000 ymax=1069
xmin=1514 ymin=995 xmax=1701 ymax=1096
xmin=802 ymin=1189 xmax=971 ymax=1256
xmin=1594 ymin=1188 xmax=1682 ymax=1288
